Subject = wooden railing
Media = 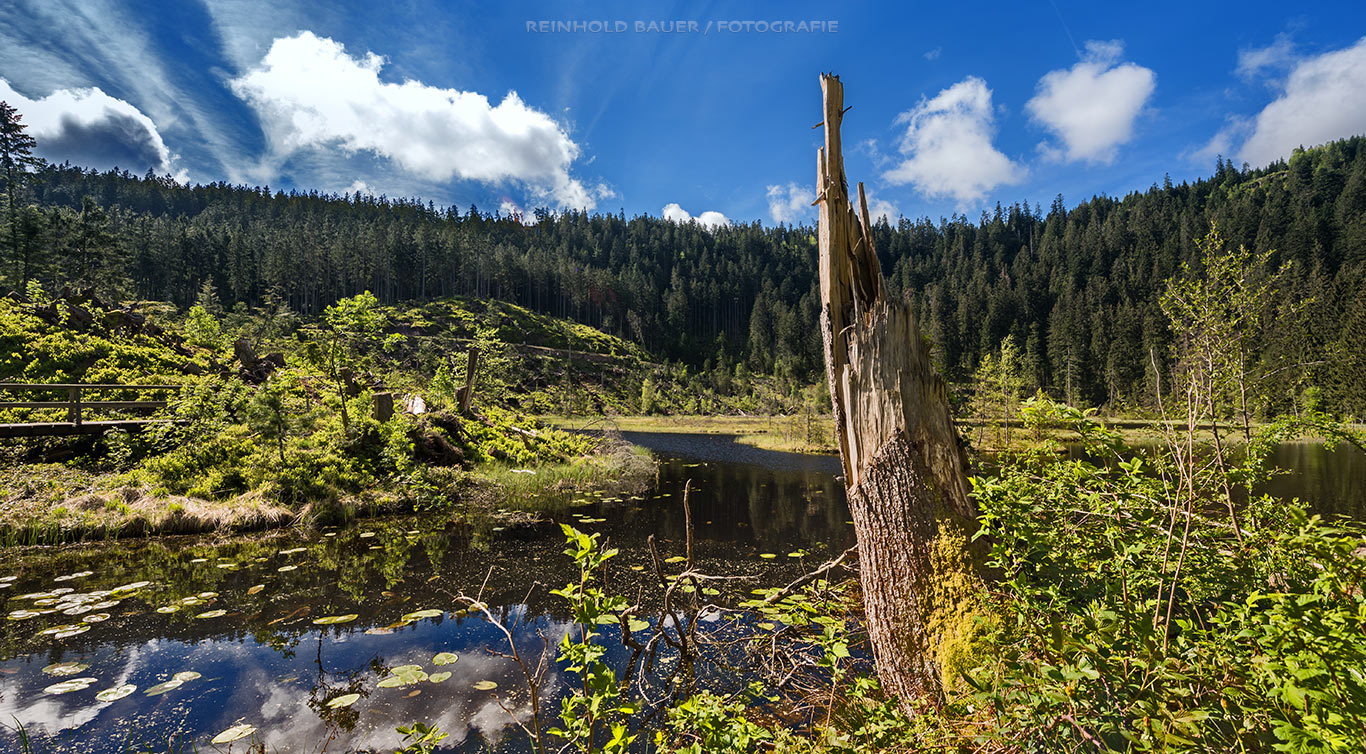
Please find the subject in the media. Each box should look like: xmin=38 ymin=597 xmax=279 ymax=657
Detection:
xmin=0 ymin=383 xmax=181 ymax=437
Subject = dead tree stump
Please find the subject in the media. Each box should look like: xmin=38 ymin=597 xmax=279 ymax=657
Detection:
xmin=815 ymin=73 xmax=989 ymax=709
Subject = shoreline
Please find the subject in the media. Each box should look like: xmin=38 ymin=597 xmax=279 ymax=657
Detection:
xmin=0 ymin=439 xmax=656 ymax=548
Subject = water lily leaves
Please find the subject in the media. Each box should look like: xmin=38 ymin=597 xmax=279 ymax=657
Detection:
xmin=326 ymin=693 xmax=360 ymax=709
xmin=627 ymin=619 xmax=650 ymax=633
xmin=42 ymin=661 xmax=89 ymax=676
xmin=54 ymin=625 xmax=90 ymax=639
xmin=312 ymin=614 xmax=358 ymax=625
xmin=178 ymin=597 xmax=204 ymax=606
xmin=173 ymin=671 xmax=201 ymax=682
xmin=7 ymin=609 xmax=40 ymax=620
xmin=277 ymin=565 xmax=298 ymax=572
xmin=144 ymin=679 xmax=183 ymax=696
xmin=663 ymin=556 xmax=686 ymax=564
xmin=364 ymin=627 xmax=393 ymax=635
xmin=428 ymin=671 xmax=452 ymax=683
xmin=39 ymin=624 xmax=82 ymax=636
xmin=431 ymin=652 xmax=458 ymax=666
xmin=358 ymin=531 xmax=376 ymax=538
xmin=401 ymin=609 xmax=443 ymax=622
xmin=195 ymin=609 xmax=227 ymax=619
xmin=247 ymin=585 xmax=265 ymax=595
xmin=44 ymin=677 xmax=98 ymax=695
xmin=95 ymin=684 xmax=136 ymax=702
xmin=91 ymin=600 xmax=120 ymax=609
xmin=156 ymin=606 xmax=179 ymax=614
xmin=279 ymin=547 xmax=306 ymax=555
xmin=759 ymin=553 xmax=777 ymax=560
xmin=189 ymin=558 xmax=207 ymax=563
xmin=53 ymin=571 xmax=93 ymax=582
xmin=197 ymin=592 xmax=218 ymax=599
xmin=212 ymin=724 xmax=257 ymax=744
xmin=472 ymin=680 xmax=498 ymax=691
xmin=62 ymin=605 xmax=93 ymax=616
xmin=629 ymin=565 xmax=645 ymax=572
xmin=378 ymin=665 xmax=428 ymax=688
xmin=82 ymin=613 xmax=111 ymax=623
xmin=111 ymin=581 xmax=150 ymax=593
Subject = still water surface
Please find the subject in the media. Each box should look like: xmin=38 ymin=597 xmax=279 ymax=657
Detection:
xmin=0 ymin=434 xmax=850 ymax=753
xmin=0 ymin=434 xmax=1359 ymax=752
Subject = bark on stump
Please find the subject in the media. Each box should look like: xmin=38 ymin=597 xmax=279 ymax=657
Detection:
xmin=815 ymin=73 xmax=987 ymax=709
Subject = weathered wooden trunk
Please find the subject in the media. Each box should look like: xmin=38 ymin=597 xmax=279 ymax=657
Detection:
xmin=815 ymin=74 xmax=986 ymax=707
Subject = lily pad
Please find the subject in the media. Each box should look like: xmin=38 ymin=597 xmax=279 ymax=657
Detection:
xmin=431 ymin=652 xmax=458 ymax=666
xmin=759 ymin=553 xmax=777 ymax=560
xmin=472 ymin=680 xmax=498 ymax=691
xmin=212 ymin=724 xmax=257 ymax=744
xmin=111 ymin=581 xmax=150 ymax=593
xmin=664 ymin=556 xmax=686 ymax=564
xmin=326 ymin=693 xmax=360 ymax=709
xmin=156 ymin=606 xmax=180 ymax=614
xmin=358 ymin=531 xmax=376 ymax=538
xmin=195 ymin=609 xmax=227 ymax=619
xmin=82 ymin=613 xmax=111 ymax=623
xmin=144 ymin=679 xmax=184 ymax=696
xmin=44 ymin=677 xmax=98 ymax=695
xmin=95 ymin=684 xmax=137 ymax=702
xmin=428 ymin=671 xmax=451 ymax=683
xmin=173 ymin=671 xmax=201 ymax=682
xmin=247 ymin=585 xmax=265 ymax=595
xmin=7 ymin=610 xmax=40 ymax=620
xmin=277 ymin=565 xmax=298 ymax=572
xmin=54 ymin=625 xmax=91 ymax=639
xmin=279 ymin=547 xmax=307 ymax=555
xmin=376 ymin=675 xmax=405 ymax=688
xmin=401 ymin=609 xmax=443 ymax=622
xmin=42 ymin=661 xmax=90 ymax=676
xmin=313 ymin=614 xmax=358 ymax=625
xmin=364 ymin=627 xmax=393 ymax=635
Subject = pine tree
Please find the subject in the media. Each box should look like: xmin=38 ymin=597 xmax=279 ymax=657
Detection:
xmin=0 ymin=100 xmax=44 ymax=287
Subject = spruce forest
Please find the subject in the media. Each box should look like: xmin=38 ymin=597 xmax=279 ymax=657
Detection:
xmin=12 ymin=139 xmax=1366 ymax=418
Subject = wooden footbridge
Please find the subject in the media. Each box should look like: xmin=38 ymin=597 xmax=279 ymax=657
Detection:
xmin=0 ymin=383 xmax=180 ymax=438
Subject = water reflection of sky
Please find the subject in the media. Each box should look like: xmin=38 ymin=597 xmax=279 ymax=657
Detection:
xmin=1 ymin=442 xmax=854 ymax=752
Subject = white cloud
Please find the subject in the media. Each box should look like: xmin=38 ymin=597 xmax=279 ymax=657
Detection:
xmin=229 ymin=31 xmax=596 ymax=209
xmin=923 ymin=47 xmax=942 ymax=62
xmin=661 ymin=202 xmax=729 ymax=230
xmin=765 ymin=182 xmax=814 ymax=224
xmin=865 ymin=195 xmax=901 ymax=223
xmin=344 ymin=179 xmax=374 ymax=196
xmin=1239 ymin=37 xmax=1366 ymax=167
xmin=1025 ymin=40 xmax=1156 ymax=165
xmin=1237 ymin=34 xmax=1296 ymax=80
xmin=882 ymin=76 xmax=1024 ymax=205
xmin=0 ymin=78 xmax=177 ymax=176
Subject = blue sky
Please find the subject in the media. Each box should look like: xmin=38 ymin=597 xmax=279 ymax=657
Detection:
xmin=1 ymin=1 xmax=1364 ymax=227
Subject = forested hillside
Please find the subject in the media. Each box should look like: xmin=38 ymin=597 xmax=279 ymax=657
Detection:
xmin=7 ymin=138 xmax=1366 ymax=417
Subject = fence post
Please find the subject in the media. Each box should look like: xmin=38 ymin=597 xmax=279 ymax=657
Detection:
xmin=68 ymin=387 xmax=82 ymax=426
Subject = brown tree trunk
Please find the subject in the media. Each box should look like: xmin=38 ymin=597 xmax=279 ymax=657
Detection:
xmin=815 ymin=74 xmax=987 ymax=708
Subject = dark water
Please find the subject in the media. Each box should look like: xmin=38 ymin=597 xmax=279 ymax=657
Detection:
xmin=0 ymin=435 xmax=852 ymax=753
xmin=1 ymin=434 xmax=1358 ymax=753
xmin=1261 ymin=441 xmax=1366 ymax=520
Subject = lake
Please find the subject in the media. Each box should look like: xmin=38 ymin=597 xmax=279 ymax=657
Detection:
xmin=0 ymin=433 xmax=850 ymax=753
xmin=0 ymin=433 xmax=1359 ymax=752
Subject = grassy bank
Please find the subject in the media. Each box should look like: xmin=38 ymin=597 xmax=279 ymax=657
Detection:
xmin=0 ymin=290 xmax=664 ymax=546
xmin=0 ymin=434 xmax=655 ymax=546
xmin=540 ymin=413 xmax=840 ymax=454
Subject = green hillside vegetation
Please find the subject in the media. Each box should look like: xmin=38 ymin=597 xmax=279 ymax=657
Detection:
xmin=7 ymin=137 xmax=1365 ymax=420
xmin=0 ymin=287 xmax=656 ymax=543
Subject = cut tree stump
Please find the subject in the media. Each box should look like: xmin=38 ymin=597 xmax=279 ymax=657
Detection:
xmin=815 ymin=73 xmax=988 ymax=709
